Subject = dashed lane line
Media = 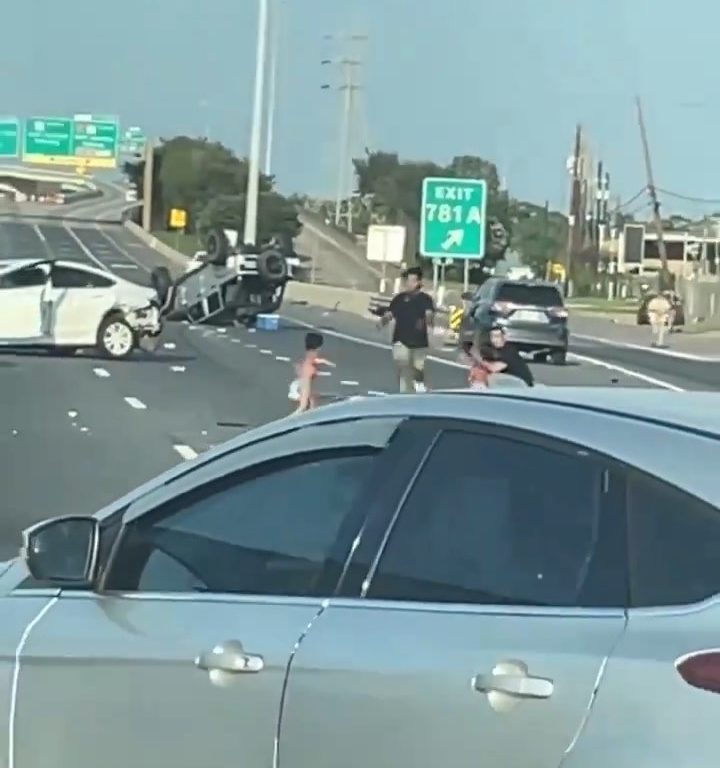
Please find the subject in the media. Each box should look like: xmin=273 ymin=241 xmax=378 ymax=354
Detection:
xmin=173 ymin=444 xmax=199 ymax=461
xmin=275 ymin=355 xmax=291 ymax=362
xmin=124 ymin=396 xmax=147 ymax=410
xmin=93 ymin=367 xmax=110 ymax=378
xmin=572 ymin=333 xmax=720 ymax=362
xmin=340 ymin=380 xmax=360 ymax=386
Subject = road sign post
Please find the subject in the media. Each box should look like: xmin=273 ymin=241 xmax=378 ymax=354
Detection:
xmin=0 ymin=119 xmax=20 ymax=158
xmin=22 ymin=115 xmax=119 ymax=168
xmin=420 ymin=176 xmax=487 ymax=291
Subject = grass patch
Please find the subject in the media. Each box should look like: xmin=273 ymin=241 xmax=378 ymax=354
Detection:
xmin=152 ymin=230 xmax=201 ymax=256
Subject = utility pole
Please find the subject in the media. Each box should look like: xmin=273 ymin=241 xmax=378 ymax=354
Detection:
xmin=636 ymin=96 xmax=671 ymax=288
xmin=564 ymin=124 xmax=582 ymax=293
xmin=243 ymin=0 xmax=269 ymax=247
xmin=141 ymin=139 xmax=154 ymax=232
xmin=321 ymin=33 xmax=367 ymax=233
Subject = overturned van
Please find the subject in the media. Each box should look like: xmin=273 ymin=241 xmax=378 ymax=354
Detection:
xmin=151 ymin=228 xmax=290 ymax=326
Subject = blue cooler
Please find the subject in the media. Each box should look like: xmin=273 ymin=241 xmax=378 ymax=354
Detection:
xmin=257 ymin=314 xmax=279 ymax=331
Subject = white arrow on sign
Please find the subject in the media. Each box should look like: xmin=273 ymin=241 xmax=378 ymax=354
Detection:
xmin=441 ymin=229 xmax=464 ymax=250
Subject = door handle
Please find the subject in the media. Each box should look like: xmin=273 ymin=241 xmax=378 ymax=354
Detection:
xmin=473 ymin=660 xmax=553 ymax=700
xmin=195 ymin=639 xmax=264 ymax=674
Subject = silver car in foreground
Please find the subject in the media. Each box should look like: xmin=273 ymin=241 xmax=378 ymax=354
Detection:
xmin=1 ymin=388 xmax=720 ymax=768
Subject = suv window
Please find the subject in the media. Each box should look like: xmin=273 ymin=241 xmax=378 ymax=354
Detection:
xmin=52 ymin=266 xmax=114 ymax=289
xmin=0 ymin=265 xmax=47 ymax=288
xmin=496 ymin=283 xmax=563 ymax=307
xmin=367 ymin=430 xmax=621 ymax=608
xmin=107 ymin=451 xmax=378 ymax=596
xmin=627 ymin=472 xmax=720 ymax=607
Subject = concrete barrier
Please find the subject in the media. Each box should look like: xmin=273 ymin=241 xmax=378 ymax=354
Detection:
xmin=123 ymin=220 xmax=190 ymax=269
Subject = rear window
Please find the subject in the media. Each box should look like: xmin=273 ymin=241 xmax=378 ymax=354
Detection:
xmin=496 ymin=283 xmax=563 ymax=307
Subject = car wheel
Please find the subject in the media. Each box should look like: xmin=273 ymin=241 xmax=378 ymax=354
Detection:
xmin=97 ymin=315 xmax=136 ymax=359
xmin=550 ymin=348 xmax=567 ymax=365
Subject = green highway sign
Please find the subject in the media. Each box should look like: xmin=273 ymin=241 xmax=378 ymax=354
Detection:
xmin=119 ymin=126 xmax=147 ymax=155
xmin=22 ymin=115 xmax=119 ymax=168
xmin=420 ymin=176 xmax=487 ymax=259
xmin=0 ymin=119 xmax=19 ymax=158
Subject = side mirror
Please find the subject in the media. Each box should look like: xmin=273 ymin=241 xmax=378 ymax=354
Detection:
xmin=461 ymin=291 xmax=475 ymax=301
xmin=21 ymin=515 xmax=99 ymax=585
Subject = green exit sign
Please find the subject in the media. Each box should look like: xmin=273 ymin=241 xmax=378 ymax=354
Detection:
xmin=420 ymin=177 xmax=487 ymax=260
xmin=0 ymin=119 xmax=20 ymax=158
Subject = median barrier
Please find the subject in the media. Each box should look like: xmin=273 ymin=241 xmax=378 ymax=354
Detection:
xmin=123 ymin=220 xmax=190 ymax=269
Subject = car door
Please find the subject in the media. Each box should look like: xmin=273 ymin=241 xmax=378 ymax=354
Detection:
xmin=13 ymin=416 xmax=408 ymax=768
xmin=0 ymin=262 xmax=51 ymax=342
xmin=279 ymin=420 xmax=629 ymax=768
xmin=47 ymin=264 xmax=117 ymax=344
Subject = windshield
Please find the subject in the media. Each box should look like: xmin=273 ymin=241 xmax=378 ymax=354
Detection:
xmin=496 ymin=284 xmax=564 ymax=307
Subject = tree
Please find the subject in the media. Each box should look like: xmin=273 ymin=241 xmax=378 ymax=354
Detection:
xmin=510 ymin=202 xmax=568 ymax=275
xmin=122 ymin=136 xmax=299 ymax=241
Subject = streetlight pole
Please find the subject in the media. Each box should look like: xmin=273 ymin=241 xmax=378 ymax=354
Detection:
xmin=243 ymin=0 xmax=269 ymax=246
xmin=264 ymin=0 xmax=280 ymax=176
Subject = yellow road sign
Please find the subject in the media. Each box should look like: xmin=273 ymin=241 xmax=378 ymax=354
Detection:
xmin=449 ymin=306 xmax=464 ymax=332
xmin=169 ymin=208 xmax=187 ymax=229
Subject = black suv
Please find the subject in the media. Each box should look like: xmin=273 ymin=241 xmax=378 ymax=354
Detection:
xmin=459 ymin=278 xmax=569 ymax=364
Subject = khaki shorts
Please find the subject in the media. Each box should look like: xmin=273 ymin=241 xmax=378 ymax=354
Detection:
xmin=392 ymin=342 xmax=428 ymax=371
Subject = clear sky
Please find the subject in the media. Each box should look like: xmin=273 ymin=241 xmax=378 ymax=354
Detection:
xmin=4 ymin=0 xmax=720 ymax=215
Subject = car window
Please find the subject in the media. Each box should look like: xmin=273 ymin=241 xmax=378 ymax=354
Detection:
xmin=0 ymin=265 xmax=47 ymax=289
xmin=107 ymin=450 xmax=378 ymax=596
xmin=627 ymin=472 xmax=720 ymax=607
xmin=52 ymin=266 xmax=114 ymax=289
xmin=367 ymin=429 xmax=621 ymax=608
xmin=496 ymin=283 xmax=563 ymax=307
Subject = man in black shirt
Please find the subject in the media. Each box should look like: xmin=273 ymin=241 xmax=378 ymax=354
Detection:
xmin=486 ymin=324 xmax=534 ymax=387
xmin=378 ymin=267 xmax=435 ymax=392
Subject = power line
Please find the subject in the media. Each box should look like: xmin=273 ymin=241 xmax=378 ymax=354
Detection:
xmin=656 ymin=187 xmax=720 ymax=205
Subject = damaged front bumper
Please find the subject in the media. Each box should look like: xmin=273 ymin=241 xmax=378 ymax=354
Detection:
xmin=125 ymin=304 xmax=163 ymax=338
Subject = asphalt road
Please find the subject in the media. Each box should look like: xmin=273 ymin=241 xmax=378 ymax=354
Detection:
xmin=0 ymin=212 xmax=718 ymax=560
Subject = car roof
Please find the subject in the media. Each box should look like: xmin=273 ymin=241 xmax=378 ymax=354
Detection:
xmin=495 ymin=278 xmax=561 ymax=289
xmin=309 ymin=388 xmax=720 ymax=439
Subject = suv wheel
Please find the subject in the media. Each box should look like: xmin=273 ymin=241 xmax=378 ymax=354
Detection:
xmin=550 ymin=348 xmax=567 ymax=366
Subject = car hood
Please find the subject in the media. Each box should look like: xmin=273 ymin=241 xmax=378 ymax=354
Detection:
xmin=114 ymin=280 xmax=158 ymax=308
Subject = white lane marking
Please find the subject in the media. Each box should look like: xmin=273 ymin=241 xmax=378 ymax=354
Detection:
xmin=368 ymin=390 xmax=387 ymax=396
xmin=281 ymin=315 xmax=684 ymax=390
xmin=173 ymin=444 xmax=199 ymax=461
xmin=32 ymin=224 xmax=47 ymax=243
xmin=340 ymin=379 xmax=360 ymax=386
xmin=248 ymin=328 xmax=257 ymax=333
xmin=93 ymin=367 xmax=110 ymax=378
xmin=170 ymin=365 xmax=186 ymax=372
xmin=573 ymin=333 xmax=720 ymax=362
xmin=110 ymin=262 xmax=138 ymax=270
xmin=63 ymin=225 xmax=110 ymax=272
xmin=124 ymin=396 xmax=147 ymax=409
xmin=9 ymin=596 xmax=59 ymax=768
xmin=275 ymin=355 xmax=291 ymax=362
xmin=231 ymin=338 xmax=242 ymax=343
xmin=67 ymin=410 xmax=78 ymax=418
xmin=217 ymin=328 xmax=227 ymax=334
xmin=94 ymin=226 xmax=152 ymax=273
xmin=163 ymin=342 xmax=176 ymax=350
xmin=569 ymin=352 xmax=685 ymax=391
xmin=245 ymin=343 xmax=257 ymax=349
xmin=260 ymin=348 xmax=273 ymax=355
xmin=317 ymin=370 xmax=332 ymax=377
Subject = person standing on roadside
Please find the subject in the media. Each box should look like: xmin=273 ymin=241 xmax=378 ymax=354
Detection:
xmin=647 ymin=291 xmax=672 ymax=348
xmin=378 ymin=266 xmax=435 ymax=393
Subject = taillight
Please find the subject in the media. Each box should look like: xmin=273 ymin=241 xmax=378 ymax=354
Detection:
xmin=677 ymin=651 xmax=720 ymax=694
xmin=547 ymin=306 xmax=568 ymax=319
xmin=491 ymin=301 xmax=514 ymax=315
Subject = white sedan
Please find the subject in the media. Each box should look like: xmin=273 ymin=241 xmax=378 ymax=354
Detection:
xmin=0 ymin=259 xmax=162 ymax=358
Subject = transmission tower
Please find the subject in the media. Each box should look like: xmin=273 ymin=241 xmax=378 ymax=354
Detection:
xmin=321 ymin=32 xmax=368 ymax=232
